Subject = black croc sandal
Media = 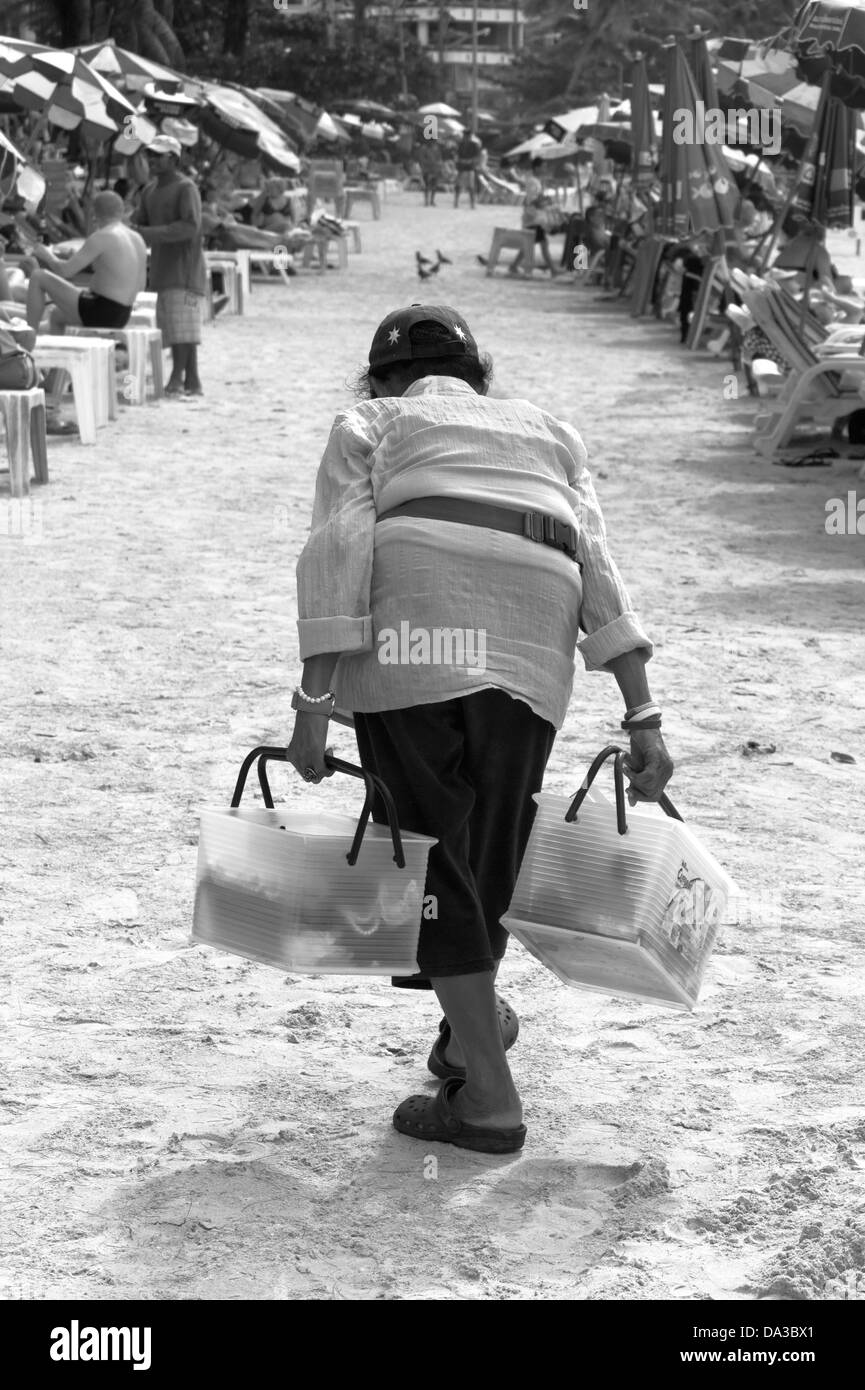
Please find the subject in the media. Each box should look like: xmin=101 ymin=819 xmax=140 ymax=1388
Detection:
xmin=428 ymin=995 xmax=519 ymax=1081
xmin=393 ymin=1077 xmax=526 ymax=1154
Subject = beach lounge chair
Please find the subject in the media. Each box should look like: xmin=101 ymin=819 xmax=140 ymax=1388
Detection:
xmin=739 ymin=286 xmax=865 ymax=456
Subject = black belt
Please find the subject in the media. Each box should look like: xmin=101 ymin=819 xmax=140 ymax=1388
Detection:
xmin=376 ymin=496 xmax=579 ymax=562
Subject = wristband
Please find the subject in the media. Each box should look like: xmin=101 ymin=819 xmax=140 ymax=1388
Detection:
xmin=624 ymin=701 xmax=657 ymax=719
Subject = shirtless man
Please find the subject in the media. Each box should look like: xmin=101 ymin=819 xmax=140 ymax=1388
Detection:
xmin=25 ymin=190 xmax=147 ymax=333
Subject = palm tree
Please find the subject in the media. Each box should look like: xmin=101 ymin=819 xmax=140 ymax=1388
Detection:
xmin=9 ymin=0 xmax=186 ymax=67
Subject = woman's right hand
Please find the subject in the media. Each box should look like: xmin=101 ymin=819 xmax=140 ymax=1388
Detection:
xmin=286 ymin=712 xmax=335 ymax=784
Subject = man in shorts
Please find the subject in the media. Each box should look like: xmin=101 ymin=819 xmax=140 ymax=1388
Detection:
xmin=134 ymin=134 xmax=207 ymax=397
xmin=25 ymin=190 xmax=147 ymax=332
xmin=454 ymin=131 xmax=482 ymax=209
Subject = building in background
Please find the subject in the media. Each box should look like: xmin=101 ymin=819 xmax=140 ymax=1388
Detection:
xmin=367 ymin=4 xmax=526 ymax=113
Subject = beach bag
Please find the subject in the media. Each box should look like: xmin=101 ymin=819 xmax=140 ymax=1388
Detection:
xmin=193 ymin=746 xmax=437 ymax=976
xmin=0 ymin=325 xmax=38 ymax=389
xmin=502 ymin=745 xmax=738 ymax=1010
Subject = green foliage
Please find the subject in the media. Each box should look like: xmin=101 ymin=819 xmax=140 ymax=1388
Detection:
xmin=507 ymin=0 xmax=800 ymax=112
xmin=211 ymin=12 xmax=439 ymax=106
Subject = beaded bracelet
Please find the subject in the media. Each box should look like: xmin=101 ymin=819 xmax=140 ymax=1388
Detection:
xmin=295 ymin=686 xmax=335 ymax=705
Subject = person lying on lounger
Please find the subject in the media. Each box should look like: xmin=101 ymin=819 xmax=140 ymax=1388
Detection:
xmin=24 ymin=191 xmax=147 ymax=333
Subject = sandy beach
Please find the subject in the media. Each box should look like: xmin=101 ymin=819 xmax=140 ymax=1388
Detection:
xmin=1 ymin=192 xmax=864 ymax=1302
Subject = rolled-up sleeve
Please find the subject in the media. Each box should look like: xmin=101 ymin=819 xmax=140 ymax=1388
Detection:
xmin=564 ymin=436 xmax=654 ymax=672
xmin=296 ymin=409 xmax=376 ymax=659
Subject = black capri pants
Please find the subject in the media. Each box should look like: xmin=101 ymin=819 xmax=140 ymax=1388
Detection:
xmin=354 ymin=688 xmax=556 ymax=988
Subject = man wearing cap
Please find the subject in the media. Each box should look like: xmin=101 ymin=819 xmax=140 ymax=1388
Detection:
xmin=286 ymin=303 xmax=673 ymax=1154
xmin=134 ymin=135 xmax=207 ymax=396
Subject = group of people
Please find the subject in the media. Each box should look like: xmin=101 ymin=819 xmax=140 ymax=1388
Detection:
xmin=0 ymin=133 xmax=208 ymax=399
xmin=412 ymin=131 xmax=489 ymax=208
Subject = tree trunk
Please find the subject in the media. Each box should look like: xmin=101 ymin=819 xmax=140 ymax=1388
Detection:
xmin=222 ymin=0 xmax=249 ymax=56
xmin=50 ymin=0 xmax=93 ymax=44
xmin=353 ymin=0 xmax=368 ymax=49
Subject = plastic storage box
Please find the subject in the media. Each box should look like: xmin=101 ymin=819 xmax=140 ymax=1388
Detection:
xmin=502 ymin=746 xmax=738 ymax=1010
xmin=193 ymin=748 xmax=436 ymax=976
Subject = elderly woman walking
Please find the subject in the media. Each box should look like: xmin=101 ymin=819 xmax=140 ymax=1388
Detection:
xmin=287 ymin=304 xmax=673 ymax=1154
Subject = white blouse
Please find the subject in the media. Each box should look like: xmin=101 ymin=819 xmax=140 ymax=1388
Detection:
xmin=296 ymin=376 xmax=652 ymax=729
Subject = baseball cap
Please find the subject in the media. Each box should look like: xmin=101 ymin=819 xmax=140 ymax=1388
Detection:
xmin=368 ymin=303 xmax=478 ymax=370
xmin=147 ymin=134 xmax=182 ymax=157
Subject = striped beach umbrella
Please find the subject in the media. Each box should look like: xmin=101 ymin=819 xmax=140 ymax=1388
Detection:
xmin=0 ymin=127 xmax=45 ymax=209
xmin=791 ymin=73 xmax=856 ymax=226
xmin=0 ymin=39 xmax=136 ymax=141
xmin=73 ymin=40 xmax=187 ymax=96
xmin=792 ymin=0 xmax=865 ymax=106
xmin=630 ymin=55 xmax=658 ymax=188
xmin=658 ymin=41 xmax=739 ymax=236
xmin=200 ymin=85 xmax=301 ymax=173
xmin=689 ymin=28 xmax=719 ymax=109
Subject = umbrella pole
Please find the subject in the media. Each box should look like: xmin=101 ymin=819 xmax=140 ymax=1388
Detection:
xmin=758 ymin=175 xmax=800 ymax=273
xmin=799 ymin=234 xmax=819 ymax=333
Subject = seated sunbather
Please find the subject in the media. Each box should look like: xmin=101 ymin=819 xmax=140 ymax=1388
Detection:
xmin=24 ymin=191 xmax=147 ymax=332
xmin=250 ymin=178 xmax=295 ymax=234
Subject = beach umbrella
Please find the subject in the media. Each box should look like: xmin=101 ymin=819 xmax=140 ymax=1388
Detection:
xmin=316 ymin=111 xmax=349 ymax=142
xmin=791 ymin=0 xmax=865 ymax=106
xmin=73 ymin=39 xmax=187 ymax=95
xmin=0 ymin=126 xmax=45 ymax=209
xmin=658 ymin=41 xmax=739 ymax=237
xmin=199 ymin=85 xmax=300 ymax=172
xmin=0 ymin=38 xmax=137 ymax=141
xmin=689 ymin=28 xmax=719 ymax=109
xmin=334 ymin=98 xmax=399 ymax=121
xmin=257 ymin=88 xmax=323 ymax=145
xmin=630 ymin=56 xmax=658 ymax=190
xmin=418 ymin=102 xmax=462 ymax=117
xmin=791 ymin=73 xmax=856 ymax=226
xmin=576 ymin=121 xmax=632 ymax=143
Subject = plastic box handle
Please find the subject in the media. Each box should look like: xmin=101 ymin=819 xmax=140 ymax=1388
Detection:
xmin=564 ymin=743 xmax=683 ymax=836
xmin=229 ymin=746 xmax=406 ymax=868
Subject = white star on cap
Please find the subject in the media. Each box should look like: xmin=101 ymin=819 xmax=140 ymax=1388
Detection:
xmin=452 ymin=323 xmax=466 ymax=341
xmin=387 ymin=326 xmax=401 ymax=345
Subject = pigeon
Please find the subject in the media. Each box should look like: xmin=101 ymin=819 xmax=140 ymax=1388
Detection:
xmin=435 ymin=250 xmax=452 ymax=265
xmin=417 ymin=264 xmax=434 ymax=281
xmin=416 ymin=250 xmax=433 ymax=268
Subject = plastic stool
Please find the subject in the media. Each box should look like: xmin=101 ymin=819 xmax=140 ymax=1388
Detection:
xmin=67 ymin=326 xmax=163 ymax=404
xmin=205 ymin=256 xmax=243 ymax=314
xmin=342 ymin=221 xmax=362 ymax=252
xmin=0 ymin=387 xmax=48 ymax=498
xmin=42 ymin=335 xmax=116 ymax=423
xmin=32 ymin=338 xmax=103 ymax=443
xmin=343 ymin=186 xmax=381 ymax=220
xmin=301 ymin=233 xmax=349 ymax=273
xmin=485 ymin=228 xmax=537 ymax=275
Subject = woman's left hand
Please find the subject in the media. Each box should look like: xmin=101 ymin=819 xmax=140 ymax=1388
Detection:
xmin=622 ymin=728 xmax=674 ymax=805
xmin=286 ymin=712 xmax=334 ymax=784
